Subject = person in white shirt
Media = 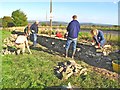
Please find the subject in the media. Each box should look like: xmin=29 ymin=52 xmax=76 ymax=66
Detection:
xmin=15 ymin=33 xmax=32 ymax=54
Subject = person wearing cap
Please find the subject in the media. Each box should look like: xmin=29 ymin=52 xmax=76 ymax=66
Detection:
xmin=65 ymin=15 xmax=80 ymax=59
xmin=90 ymin=26 xmax=106 ymax=48
xmin=15 ymin=33 xmax=32 ymax=54
xmin=30 ymin=21 xmax=39 ymax=47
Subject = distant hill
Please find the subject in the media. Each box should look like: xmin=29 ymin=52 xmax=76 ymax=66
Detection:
xmin=80 ymin=22 xmax=117 ymax=26
xmin=28 ymin=20 xmax=68 ymax=26
xmin=28 ymin=20 xmax=117 ymax=26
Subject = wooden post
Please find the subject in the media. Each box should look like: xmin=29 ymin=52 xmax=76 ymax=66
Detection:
xmin=46 ymin=11 xmax=47 ymax=26
xmin=50 ymin=0 xmax=52 ymax=36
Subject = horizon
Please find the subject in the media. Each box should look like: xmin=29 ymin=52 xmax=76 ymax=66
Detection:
xmin=27 ymin=20 xmax=117 ymax=26
xmin=0 ymin=1 xmax=119 ymax=25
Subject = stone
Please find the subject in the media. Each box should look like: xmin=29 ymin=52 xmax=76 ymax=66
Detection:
xmin=59 ymin=67 xmax=64 ymax=72
xmin=46 ymin=39 xmax=48 ymax=42
xmin=96 ymin=53 xmax=102 ymax=56
xmin=96 ymin=49 xmax=103 ymax=53
xmin=106 ymin=62 xmax=111 ymax=65
xmin=95 ymin=45 xmax=99 ymax=48
xmin=12 ymin=51 xmax=15 ymax=55
xmin=64 ymin=71 xmax=73 ymax=80
xmin=56 ymin=70 xmax=61 ymax=77
xmin=91 ymin=54 xmax=96 ymax=57
xmin=8 ymin=51 xmax=11 ymax=54
xmin=77 ymin=48 xmax=81 ymax=52
xmin=63 ymin=45 xmax=65 ymax=48
xmin=104 ymin=45 xmax=111 ymax=48
xmin=69 ymin=60 xmax=76 ymax=65
xmin=67 ymin=82 xmax=72 ymax=89
xmin=79 ymin=68 xmax=87 ymax=75
xmin=52 ymin=42 xmax=55 ymax=45
xmin=16 ymin=49 xmax=21 ymax=55
xmin=2 ymin=44 xmax=7 ymax=48
xmin=55 ymin=61 xmax=87 ymax=80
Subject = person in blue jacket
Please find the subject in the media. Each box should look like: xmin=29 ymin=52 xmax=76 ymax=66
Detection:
xmin=65 ymin=15 xmax=80 ymax=59
xmin=30 ymin=21 xmax=39 ymax=47
xmin=90 ymin=28 xmax=106 ymax=48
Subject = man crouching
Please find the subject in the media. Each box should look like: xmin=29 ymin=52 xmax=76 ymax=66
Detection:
xmin=15 ymin=33 xmax=32 ymax=55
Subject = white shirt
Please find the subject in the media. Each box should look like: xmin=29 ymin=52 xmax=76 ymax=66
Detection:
xmin=15 ymin=35 xmax=28 ymax=44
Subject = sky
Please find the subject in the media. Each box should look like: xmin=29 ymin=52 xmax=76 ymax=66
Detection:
xmin=0 ymin=0 xmax=119 ymax=25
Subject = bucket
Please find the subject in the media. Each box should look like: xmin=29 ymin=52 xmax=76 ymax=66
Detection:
xmin=112 ymin=60 xmax=120 ymax=73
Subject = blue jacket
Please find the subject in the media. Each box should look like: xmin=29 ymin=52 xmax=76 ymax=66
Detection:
xmin=95 ymin=30 xmax=105 ymax=44
xmin=30 ymin=23 xmax=38 ymax=33
xmin=67 ymin=20 xmax=80 ymax=38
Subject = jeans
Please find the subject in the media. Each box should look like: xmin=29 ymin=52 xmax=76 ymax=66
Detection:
xmin=93 ymin=36 xmax=105 ymax=47
xmin=33 ymin=33 xmax=37 ymax=46
xmin=65 ymin=37 xmax=77 ymax=52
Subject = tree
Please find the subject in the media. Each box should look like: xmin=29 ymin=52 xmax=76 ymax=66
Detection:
xmin=2 ymin=16 xmax=14 ymax=28
xmin=0 ymin=18 xmax=2 ymax=27
xmin=41 ymin=22 xmax=46 ymax=26
xmin=12 ymin=9 xmax=28 ymax=26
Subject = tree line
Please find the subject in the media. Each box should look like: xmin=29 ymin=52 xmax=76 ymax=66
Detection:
xmin=1 ymin=9 xmax=28 ymax=28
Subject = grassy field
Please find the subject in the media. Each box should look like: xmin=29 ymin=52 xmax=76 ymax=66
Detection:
xmin=78 ymin=32 xmax=120 ymax=44
xmin=0 ymin=30 xmax=11 ymax=50
xmin=1 ymin=30 xmax=120 ymax=89
xmin=40 ymin=29 xmax=120 ymax=45
xmin=51 ymin=25 xmax=120 ymax=31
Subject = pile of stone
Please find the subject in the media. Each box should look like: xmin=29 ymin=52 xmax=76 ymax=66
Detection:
xmin=96 ymin=45 xmax=112 ymax=56
xmin=54 ymin=60 xmax=87 ymax=80
xmin=92 ymin=67 xmax=119 ymax=80
xmin=1 ymin=34 xmax=17 ymax=55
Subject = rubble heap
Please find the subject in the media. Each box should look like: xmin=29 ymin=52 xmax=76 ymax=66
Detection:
xmin=96 ymin=45 xmax=112 ymax=56
xmin=1 ymin=34 xmax=17 ymax=55
xmin=54 ymin=60 xmax=87 ymax=80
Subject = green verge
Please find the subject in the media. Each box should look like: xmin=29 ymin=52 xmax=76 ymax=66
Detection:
xmin=1 ymin=50 xmax=120 ymax=88
xmin=1 ymin=30 xmax=120 ymax=88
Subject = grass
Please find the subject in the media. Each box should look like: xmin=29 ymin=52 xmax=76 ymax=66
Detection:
xmin=1 ymin=50 xmax=120 ymax=88
xmin=42 ymin=25 xmax=120 ymax=31
xmin=1 ymin=30 xmax=120 ymax=89
xmin=78 ymin=32 xmax=120 ymax=45
xmin=39 ymin=29 xmax=120 ymax=44
xmin=0 ymin=30 xmax=11 ymax=51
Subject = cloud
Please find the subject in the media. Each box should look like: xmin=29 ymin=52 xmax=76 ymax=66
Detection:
xmin=113 ymin=0 xmax=119 ymax=4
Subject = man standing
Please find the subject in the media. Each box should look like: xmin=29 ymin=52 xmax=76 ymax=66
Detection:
xmin=24 ymin=24 xmax=31 ymax=40
xmin=30 ymin=21 xmax=39 ymax=47
xmin=65 ymin=15 xmax=80 ymax=59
